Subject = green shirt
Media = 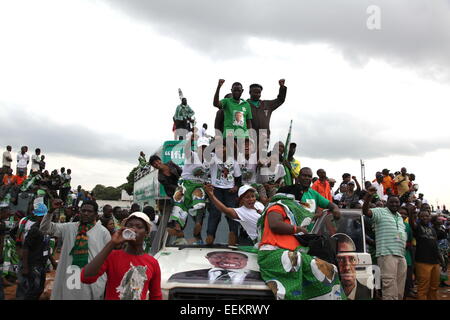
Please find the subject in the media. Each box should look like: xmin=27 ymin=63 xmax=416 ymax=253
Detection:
xmin=301 ymin=188 xmax=330 ymax=214
xmin=174 ymin=104 xmax=195 ymax=121
xmin=220 ymin=98 xmax=252 ymax=138
xmin=404 ymin=221 xmax=412 ymax=266
xmin=370 ymin=207 xmax=407 ymax=258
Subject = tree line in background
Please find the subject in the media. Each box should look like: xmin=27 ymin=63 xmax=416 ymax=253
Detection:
xmin=91 ymin=167 xmax=137 ymax=200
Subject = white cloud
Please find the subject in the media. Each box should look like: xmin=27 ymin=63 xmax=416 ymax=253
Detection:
xmin=0 ymin=0 xmax=449 ymax=207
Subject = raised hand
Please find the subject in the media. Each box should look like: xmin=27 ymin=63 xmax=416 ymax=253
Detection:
xmin=111 ymin=228 xmax=127 ymax=245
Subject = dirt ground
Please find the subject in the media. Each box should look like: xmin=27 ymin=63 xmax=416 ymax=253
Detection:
xmin=3 ymin=257 xmax=450 ymax=300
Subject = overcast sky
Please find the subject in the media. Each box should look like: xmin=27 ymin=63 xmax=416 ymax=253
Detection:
xmin=1 ymin=0 xmax=449 ymax=208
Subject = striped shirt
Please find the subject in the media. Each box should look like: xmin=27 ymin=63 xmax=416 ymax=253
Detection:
xmin=370 ymin=207 xmax=407 ymax=258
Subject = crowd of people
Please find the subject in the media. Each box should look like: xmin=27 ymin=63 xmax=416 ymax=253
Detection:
xmin=1 ymin=78 xmax=448 ymax=301
xmin=144 ymin=79 xmax=449 ymax=300
xmin=0 ymin=145 xmax=105 ymax=300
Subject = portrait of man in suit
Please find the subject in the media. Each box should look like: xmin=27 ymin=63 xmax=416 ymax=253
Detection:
xmin=168 ymin=251 xmax=262 ymax=285
xmin=335 ymin=234 xmax=372 ymax=300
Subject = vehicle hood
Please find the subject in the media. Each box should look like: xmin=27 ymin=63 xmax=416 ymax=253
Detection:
xmin=155 ymin=247 xmax=268 ymax=290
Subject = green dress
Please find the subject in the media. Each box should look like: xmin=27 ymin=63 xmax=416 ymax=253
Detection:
xmin=256 ymin=194 xmax=347 ymax=300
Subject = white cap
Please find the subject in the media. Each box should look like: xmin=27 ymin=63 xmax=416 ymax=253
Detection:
xmin=123 ymin=212 xmax=153 ymax=231
xmin=238 ymin=185 xmax=256 ymax=198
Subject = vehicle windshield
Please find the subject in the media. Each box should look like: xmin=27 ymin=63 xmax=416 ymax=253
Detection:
xmin=165 ymin=207 xmax=254 ymax=248
xmin=312 ymin=211 xmax=365 ymax=253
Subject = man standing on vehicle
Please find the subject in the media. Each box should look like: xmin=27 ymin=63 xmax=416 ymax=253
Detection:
xmin=213 ymin=79 xmax=252 ymax=139
xmin=173 ymin=98 xmax=195 ymax=140
xmin=362 ymin=187 xmax=407 ymax=300
xmin=247 ymin=79 xmax=287 ymax=150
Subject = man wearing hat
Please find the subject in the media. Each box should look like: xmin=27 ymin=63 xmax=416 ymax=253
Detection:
xmin=81 ymin=212 xmax=162 ymax=300
xmin=205 ymin=184 xmax=265 ymax=243
xmin=16 ymin=203 xmax=54 ymax=299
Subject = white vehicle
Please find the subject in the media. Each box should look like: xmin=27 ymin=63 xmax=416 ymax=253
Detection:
xmin=136 ymin=140 xmax=375 ymax=300
xmin=151 ymin=207 xmax=375 ymax=300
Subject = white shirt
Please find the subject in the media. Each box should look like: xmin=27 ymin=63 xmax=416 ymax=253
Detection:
xmin=2 ymin=151 xmax=12 ymax=167
xmin=210 ymin=155 xmax=241 ymax=189
xmin=181 ymin=151 xmax=210 ymax=182
xmin=233 ymin=201 xmax=265 ymax=240
xmin=372 ymin=182 xmax=384 ymax=200
xmin=31 ymin=154 xmax=42 ymax=171
xmin=200 ymin=127 xmax=207 ymax=137
xmin=208 ymin=268 xmax=250 ymax=285
xmin=236 ymin=153 xmax=258 ymax=185
xmin=17 ymin=153 xmax=29 ymax=168
xmin=257 ymin=163 xmax=285 ymax=184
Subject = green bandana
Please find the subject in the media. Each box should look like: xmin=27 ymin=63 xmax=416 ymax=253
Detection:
xmin=70 ymin=223 xmax=95 ymax=268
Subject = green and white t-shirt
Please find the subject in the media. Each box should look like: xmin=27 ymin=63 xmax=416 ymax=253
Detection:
xmin=370 ymin=207 xmax=407 ymax=258
xmin=300 ymin=188 xmax=330 ymax=213
xmin=220 ymin=98 xmax=252 ymax=138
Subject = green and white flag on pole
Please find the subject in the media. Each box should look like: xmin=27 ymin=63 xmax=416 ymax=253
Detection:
xmin=283 ymin=120 xmax=293 ymax=186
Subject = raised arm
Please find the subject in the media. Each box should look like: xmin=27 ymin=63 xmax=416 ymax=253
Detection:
xmin=407 ymin=205 xmax=417 ymax=231
xmin=265 ymin=79 xmax=287 ymax=111
xmin=213 ymin=79 xmax=225 ymax=108
xmin=39 ymin=199 xmax=65 ymax=237
xmin=205 ymin=184 xmax=238 ymax=219
xmin=362 ymin=186 xmax=376 ymax=218
xmin=352 ymin=176 xmax=361 ymax=193
xmin=83 ymin=228 xmax=125 ymax=278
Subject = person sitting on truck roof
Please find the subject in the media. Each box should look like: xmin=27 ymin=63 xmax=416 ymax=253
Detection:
xmin=256 ymin=190 xmax=346 ymax=300
xmin=149 ymin=155 xmax=182 ymax=199
xmin=257 ymin=147 xmax=286 ymax=201
xmin=166 ymin=139 xmax=210 ymax=245
xmin=235 ymin=138 xmax=268 ymax=205
xmin=205 ymin=184 xmax=264 ymax=244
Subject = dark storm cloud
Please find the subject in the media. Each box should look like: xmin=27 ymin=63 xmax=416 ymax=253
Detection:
xmin=0 ymin=107 xmax=159 ymax=163
xmin=106 ymin=0 xmax=450 ymax=81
